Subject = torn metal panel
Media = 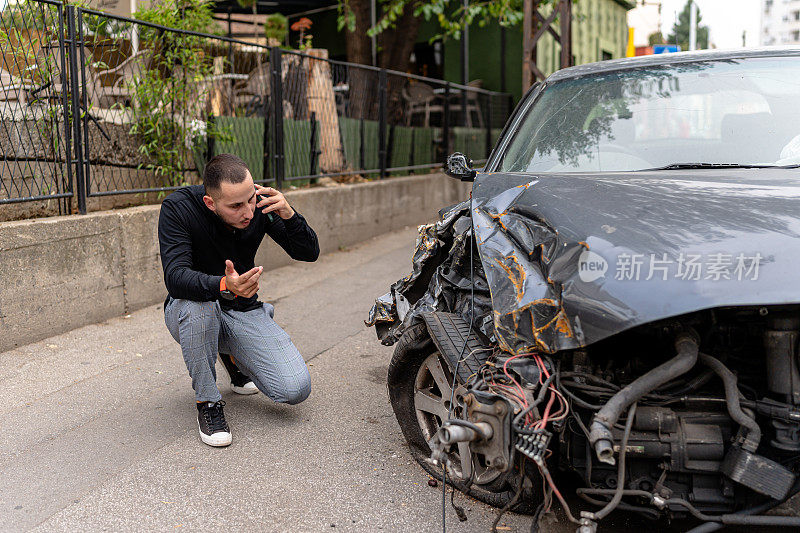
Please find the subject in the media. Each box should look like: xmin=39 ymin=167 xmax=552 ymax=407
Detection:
xmin=369 ymin=168 xmax=800 ymax=354
xmin=471 ymin=177 xmax=581 ymax=354
xmin=366 ymin=201 xmax=494 ymax=346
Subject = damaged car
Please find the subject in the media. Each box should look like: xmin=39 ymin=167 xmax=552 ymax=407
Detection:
xmin=367 ymin=48 xmax=800 ymax=531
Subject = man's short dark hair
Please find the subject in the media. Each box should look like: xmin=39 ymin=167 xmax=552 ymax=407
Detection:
xmin=204 ymin=153 xmax=250 ymax=194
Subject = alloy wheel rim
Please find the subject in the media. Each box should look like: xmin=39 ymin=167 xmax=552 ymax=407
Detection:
xmin=413 ymin=351 xmax=500 ymax=485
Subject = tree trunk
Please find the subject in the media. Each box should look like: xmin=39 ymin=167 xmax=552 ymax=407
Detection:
xmin=344 ymin=0 xmax=423 ymax=121
xmin=378 ymin=9 xmax=423 ymax=124
xmin=344 ymin=0 xmax=423 ymax=72
xmin=343 ymin=0 xmax=374 ymax=119
xmin=378 ymin=8 xmax=423 ymax=73
xmin=344 ymin=0 xmax=372 ymax=66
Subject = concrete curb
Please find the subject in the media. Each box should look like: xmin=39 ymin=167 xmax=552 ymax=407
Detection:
xmin=0 ymin=173 xmax=469 ymax=352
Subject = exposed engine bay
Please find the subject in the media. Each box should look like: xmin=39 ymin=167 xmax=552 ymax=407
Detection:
xmin=459 ymin=310 xmax=800 ymax=531
xmin=367 ymin=197 xmax=800 ymax=531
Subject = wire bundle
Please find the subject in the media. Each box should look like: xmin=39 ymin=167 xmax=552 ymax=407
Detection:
xmin=479 ymin=353 xmax=580 ymax=526
xmin=477 ymin=353 xmax=570 ymax=432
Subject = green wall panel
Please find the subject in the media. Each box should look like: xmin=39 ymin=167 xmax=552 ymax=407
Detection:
xmin=387 ymin=125 xmax=442 ymax=168
xmin=389 ymin=126 xmax=413 ymax=168
xmin=203 ymin=116 xmax=316 ymax=181
xmin=362 ymin=120 xmax=381 ymax=170
xmin=413 ymin=127 xmax=441 ymax=166
xmin=339 ymin=116 xmax=381 ymax=171
xmin=283 ymin=118 xmax=313 ymax=177
xmin=339 ymin=116 xmax=361 ymax=168
xmin=210 ymin=116 xmax=266 ymax=180
xmin=453 ymin=127 xmax=487 ymax=160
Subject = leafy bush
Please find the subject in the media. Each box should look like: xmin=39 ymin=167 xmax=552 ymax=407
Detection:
xmin=131 ymin=0 xmax=230 ymax=186
xmin=264 ymin=13 xmax=288 ymax=45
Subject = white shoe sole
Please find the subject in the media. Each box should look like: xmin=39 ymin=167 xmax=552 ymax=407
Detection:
xmin=198 ymin=422 xmax=232 ymax=447
xmin=218 ymin=357 xmax=259 ymax=395
xmin=231 ymin=381 xmax=259 ymax=395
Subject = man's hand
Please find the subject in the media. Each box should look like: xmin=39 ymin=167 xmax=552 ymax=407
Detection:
xmin=255 ymin=185 xmax=295 ymax=220
xmin=225 ymin=260 xmax=262 ymax=298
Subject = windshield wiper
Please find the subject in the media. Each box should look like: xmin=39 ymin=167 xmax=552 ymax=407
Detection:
xmin=642 ymin=163 xmax=800 ymax=171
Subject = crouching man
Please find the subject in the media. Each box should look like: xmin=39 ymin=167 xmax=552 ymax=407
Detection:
xmin=158 ymin=153 xmax=319 ymax=447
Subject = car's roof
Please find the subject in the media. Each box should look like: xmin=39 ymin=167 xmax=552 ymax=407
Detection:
xmin=547 ymin=46 xmax=800 ymax=82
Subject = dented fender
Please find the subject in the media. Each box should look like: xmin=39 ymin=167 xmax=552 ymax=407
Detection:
xmin=368 ymin=168 xmax=800 ymax=354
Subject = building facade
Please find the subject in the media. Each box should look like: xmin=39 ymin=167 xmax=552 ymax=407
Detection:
xmin=300 ymin=0 xmax=633 ymax=102
xmin=435 ymin=0 xmax=634 ymax=101
xmin=762 ymin=0 xmax=800 ymax=45
xmin=627 ymin=1 xmax=662 ymax=47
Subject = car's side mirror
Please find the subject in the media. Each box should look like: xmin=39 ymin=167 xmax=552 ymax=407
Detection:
xmin=445 ymin=152 xmax=477 ymax=182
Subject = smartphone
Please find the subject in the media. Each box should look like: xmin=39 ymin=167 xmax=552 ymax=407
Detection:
xmin=256 ymin=188 xmax=276 ymax=222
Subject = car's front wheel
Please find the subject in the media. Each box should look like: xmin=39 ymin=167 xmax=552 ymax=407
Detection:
xmin=387 ymin=322 xmax=539 ymax=512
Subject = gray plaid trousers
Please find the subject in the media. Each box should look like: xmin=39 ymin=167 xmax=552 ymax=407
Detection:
xmin=165 ymin=298 xmax=311 ymax=404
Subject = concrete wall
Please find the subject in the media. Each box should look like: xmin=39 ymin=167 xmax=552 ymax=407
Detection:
xmin=0 ymin=173 xmax=469 ymax=352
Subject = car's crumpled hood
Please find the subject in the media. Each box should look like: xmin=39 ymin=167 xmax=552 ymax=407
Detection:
xmin=474 ymin=169 xmax=800 ymax=353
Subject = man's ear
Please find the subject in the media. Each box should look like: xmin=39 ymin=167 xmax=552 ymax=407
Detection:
xmin=202 ymin=194 xmax=215 ymax=212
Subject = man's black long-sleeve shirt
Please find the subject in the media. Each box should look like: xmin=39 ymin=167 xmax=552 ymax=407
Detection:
xmin=158 ymin=185 xmax=319 ymax=311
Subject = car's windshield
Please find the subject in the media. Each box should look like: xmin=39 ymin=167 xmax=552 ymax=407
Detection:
xmin=496 ymin=57 xmax=800 ymax=173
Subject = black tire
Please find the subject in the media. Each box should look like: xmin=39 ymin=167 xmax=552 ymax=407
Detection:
xmin=387 ymin=322 xmax=539 ymax=513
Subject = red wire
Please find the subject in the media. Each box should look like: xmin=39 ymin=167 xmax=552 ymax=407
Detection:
xmin=492 ymin=385 xmax=527 ymax=408
xmin=503 ymin=353 xmax=541 ymax=425
xmin=534 ymin=354 xmax=551 ymax=380
xmin=489 ymin=353 xmax=569 ymax=428
xmin=503 ymin=354 xmax=530 ymax=408
xmin=530 ymin=353 xmax=570 ymax=428
xmin=536 ymin=390 xmax=556 ymax=429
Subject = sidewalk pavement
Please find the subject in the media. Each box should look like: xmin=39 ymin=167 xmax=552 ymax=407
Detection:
xmin=0 ymin=227 xmax=533 ymax=532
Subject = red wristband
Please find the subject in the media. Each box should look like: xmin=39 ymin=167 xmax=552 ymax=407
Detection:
xmin=220 ymin=276 xmax=236 ymax=297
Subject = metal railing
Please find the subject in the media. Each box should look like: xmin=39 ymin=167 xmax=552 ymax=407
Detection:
xmin=0 ymin=0 xmax=513 ymax=214
xmin=0 ymin=0 xmax=71 ymax=214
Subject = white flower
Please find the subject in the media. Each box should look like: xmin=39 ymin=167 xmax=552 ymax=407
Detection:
xmin=184 ymin=119 xmax=207 ymax=148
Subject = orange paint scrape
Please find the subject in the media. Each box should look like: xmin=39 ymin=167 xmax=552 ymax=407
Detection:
xmin=495 ymin=255 xmax=526 ymax=302
xmin=487 ymin=211 xmax=510 ymax=232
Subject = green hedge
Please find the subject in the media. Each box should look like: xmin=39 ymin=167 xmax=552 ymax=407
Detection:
xmin=198 ymin=116 xmax=455 ymax=180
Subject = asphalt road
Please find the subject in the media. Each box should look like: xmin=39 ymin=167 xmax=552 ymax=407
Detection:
xmin=2 ymin=226 xmax=796 ymax=532
xmin=0 ymin=227 xmax=533 ymax=532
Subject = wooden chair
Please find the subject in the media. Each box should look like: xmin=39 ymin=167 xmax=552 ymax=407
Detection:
xmin=450 ymin=79 xmax=484 ymax=128
xmin=402 ymin=81 xmax=443 ymax=127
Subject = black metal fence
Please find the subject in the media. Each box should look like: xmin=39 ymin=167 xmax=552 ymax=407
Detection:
xmin=0 ymin=0 xmax=512 ymax=215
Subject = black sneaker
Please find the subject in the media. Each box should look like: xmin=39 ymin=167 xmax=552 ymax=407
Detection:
xmin=218 ymin=353 xmax=258 ymax=395
xmin=197 ymin=400 xmax=232 ymax=447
